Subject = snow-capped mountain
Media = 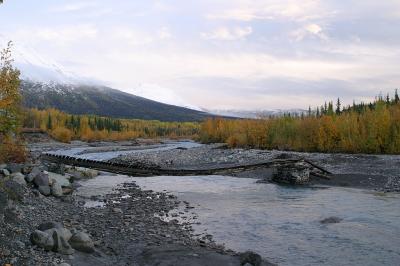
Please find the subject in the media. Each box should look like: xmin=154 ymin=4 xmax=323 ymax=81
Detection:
xmin=0 ymin=35 xmax=81 ymax=84
xmin=206 ymin=109 xmax=308 ymax=119
xmin=0 ymin=36 xmax=212 ymax=121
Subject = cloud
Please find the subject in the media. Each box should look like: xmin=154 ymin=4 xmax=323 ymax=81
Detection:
xmin=290 ymin=23 xmax=327 ymax=41
xmin=201 ymin=26 xmax=253 ymax=41
xmin=113 ymin=26 xmax=172 ymax=46
xmin=11 ymin=25 xmax=98 ymax=45
xmin=206 ymin=0 xmax=331 ymax=22
xmin=50 ymin=2 xmax=97 ymax=13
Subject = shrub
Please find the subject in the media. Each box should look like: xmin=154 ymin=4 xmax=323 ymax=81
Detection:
xmin=50 ymin=127 xmax=72 ymax=143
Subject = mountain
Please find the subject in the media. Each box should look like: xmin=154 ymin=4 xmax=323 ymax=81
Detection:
xmin=206 ymin=109 xmax=308 ymax=119
xmin=20 ymin=80 xmax=213 ymax=122
xmin=0 ymin=38 xmax=212 ymax=121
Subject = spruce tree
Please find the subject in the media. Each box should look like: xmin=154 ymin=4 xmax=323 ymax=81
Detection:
xmin=395 ymin=89 xmax=399 ymax=104
xmin=336 ymin=98 xmax=341 ymax=115
xmin=47 ymin=114 xmax=52 ymax=130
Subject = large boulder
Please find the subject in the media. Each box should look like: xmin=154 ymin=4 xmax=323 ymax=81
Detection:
xmin=48 ymin=172 xmax=72 ymax=188
xmin=33 ymin=172 xmax=49 ymax=187
xmin=6 ymin=163 xmax=23 ymax=174
xmin=30 ymin=230 xmax=54 ymax=251
xmin=69 ymin=232 xmax=95 ymax=253
xmin=26 ymin=166 xmax=41 ymax=183
xmin=239 ymin=251 xmax=262 ymax=266
xmin=51 ymin=229 xmax=74 ymax=255
xmin=67 ymin=167 xmax=99 ymax=180
xmin=38 ymin=185 xmax=51 ymax=196
xmin=1 ymin=168 xmax=10 ymax=177
xmin=10 ymin=173 xmax=27 ymax=186
xmin=45 ymin=228 xmax=73 ymax=242
xmin=51 ymin=182 xmax=63 ymax=197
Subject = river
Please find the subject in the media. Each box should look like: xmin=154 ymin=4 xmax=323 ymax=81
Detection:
xmin=53 ymin=141 xmax=400 ymax=266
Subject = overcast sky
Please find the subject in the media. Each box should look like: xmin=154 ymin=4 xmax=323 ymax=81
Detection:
xmin=1 ymin=0 xmax=399 ymax=110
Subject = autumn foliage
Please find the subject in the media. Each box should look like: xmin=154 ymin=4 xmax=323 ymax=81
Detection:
xmin=200 ymin=95 xmax=400 ymax=154
xmin=23 ymin=108 xmax=200 ymax=143
xmin=0 ymin=42 xmax=26 ymax=163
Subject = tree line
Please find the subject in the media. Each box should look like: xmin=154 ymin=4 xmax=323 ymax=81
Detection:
xmin=23 ymin=108 xmax=200 ymax=143
xmin=200 ymin=93 xmax=400 ymax=154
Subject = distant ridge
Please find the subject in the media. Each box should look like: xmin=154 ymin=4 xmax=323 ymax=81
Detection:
xmin=20 ymin=80 xmax=214 ymax=122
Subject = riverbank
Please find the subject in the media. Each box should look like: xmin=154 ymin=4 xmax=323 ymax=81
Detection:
xmin=2 ymin=137 xmax=399 ymax=265
xmin=110 ymin=143 xmax=400 ymax=192
xmin=0 ymin=140 xmax=273 ymax=265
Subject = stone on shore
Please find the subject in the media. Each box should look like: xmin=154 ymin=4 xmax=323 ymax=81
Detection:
xmin=1 ymin=168 xmax=10 ymax=177
xmin=69 ymin=232 xmax=95 ymax=253
xmin=6 ymin=163 xmax=23 ymax=174
xmin=34 ymin=172 xmax=49 ymax=187
xmin=51 ymin=182 xmax=63 ymax=197
xmin=25 ymin=166 xmax=41 ymax=183
xmin=30 ymin=230 xmax=54 ymax=251
xmin=38 ymin=185 xmax=51 ymax=196
xmin=10 ymin=173 xmax=27 ymax=186
xmin=239 ymin=251 xmax=262 ymax=266
xmin=51 ymin=229 xmax=75 ymax=255
xmin=48 ymin=172 xmax=72 ymax=188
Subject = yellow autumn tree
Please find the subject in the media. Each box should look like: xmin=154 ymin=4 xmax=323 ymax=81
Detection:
xmin=0 ymin=41 xmax=25 ymax=162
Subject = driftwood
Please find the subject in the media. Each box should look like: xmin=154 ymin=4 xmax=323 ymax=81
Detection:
xmin=303 ymin=159 xmax=332 ymax=174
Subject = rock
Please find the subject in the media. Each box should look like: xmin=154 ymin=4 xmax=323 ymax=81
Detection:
xmin=69 ymin=232 xmax=95 ymax=253
xmin=272 ymin=162 xmax=310 ymax=185
xmin=34 ymin=172 xmax=49 ymax=187
xmin=0 ymin=164 xmax=6 ymax=170
xmin=38 ymin=185 xmax=51 ymax=196
xmin=51 ymin=182 xmax=63 ymax=197
xmin=112 ymin=207 xmax=123 ymax=214
xmin=38 ymin=221 xmax=64 ymax=231
xmin=239 ymin=251 xmax=262 ymax=266
xmin=48 ymin=163 xmax=66 ymax=175
xmin=30 ymin=230 xmax=54 ymax=251
xmin=48 ymin=172 xmax=72 ymax=188
xmin=320 ymin=216 xmax=342 ymax=224
xmin=45 ymin=228 xmax=73 ymax=242
xmin=10 ymin=173 xmax=27 ymax=186
xmin=62 ymin=187 xmax=73 ymax=195
xmin=67 ymin=167 xmax=99 ymax=180
xmin=6 ymin=163 xmax=23 ymax=174
xmin=51 ymin=230 xmax=74 ymax=255
xmin=1 ymin=168 xmax=10 ymax=177
xmin=58 ymin=263 xmax=71 ymax=266
xmin=26 ymin=166 xmax=41 ymax=183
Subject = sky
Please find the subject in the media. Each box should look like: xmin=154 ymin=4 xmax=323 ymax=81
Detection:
xmin=0 ymin=0 xmax=400 ymax=110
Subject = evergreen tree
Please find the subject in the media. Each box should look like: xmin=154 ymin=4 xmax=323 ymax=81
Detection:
xmin=327 ymin=101 xmax=334 ymax=116
xmin=47 ymin=114 xmax=52 ymax=130
xmin=395 ymin=89 xmax=399 ymax=104
xmin=336 ymin=98 xmax=341 ymax=115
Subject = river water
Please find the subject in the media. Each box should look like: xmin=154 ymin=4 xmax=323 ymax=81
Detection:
xmin=75 ymin=174 xmax=400 ymax=266
xmin=61 ymin=141 xmax=400 ymax=266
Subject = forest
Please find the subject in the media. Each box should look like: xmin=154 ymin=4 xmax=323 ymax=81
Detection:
xmin=23 ymin=108 xmax=200 ymax=143
xmin=199 ymin=92 xmax=400 ymax=154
